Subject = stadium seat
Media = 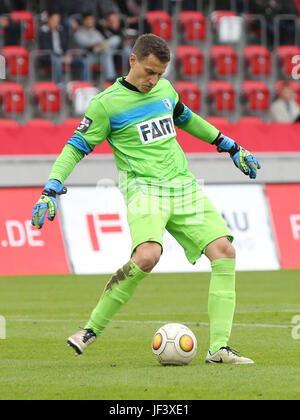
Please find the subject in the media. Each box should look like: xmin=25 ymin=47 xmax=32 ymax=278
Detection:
xmin=211 ymin=11 xmax=242 ymax=43
xmin=238 ymin=116 xmax=264 ymax=124
xmin=33 ymin=82 xmax=61 ymax=114
xmin=179 ymin=11 xmax=206 ymax=41
xmin=242 ymin=81 xmax=270 ymax=111
xmin=173 ymin=81 xmax=201 ymax=112
xmin=146 ymin=11 xmax=172 ymax=40
xmin=208 ymin=81 xmax=235 ymax=112
xmin=61 ymin=118 xmax=81 ymax=135
xmin=11 ymin=10 xmax=35 ymax=41
xmin=0 ymin=119 xmax=19 ymax=127
xmin=25 ymin=119 xmax=55 ymax=127
xmin=176 ymin=46 xmax=204 ymax=76
xmin=210 ymin=46 xmax=238 ymax=76
xmin=211 ymin=11 xmax=237 ymax=26
xmin=244 ymin=46 xmax=271 ymax=77
xmin=275 ymin=80 xmax=300 ymax=106
xmin=67 ymin=81 xmax=98 ymax=116
xmin=206 ymin=116 xmax=230 ymax=125
xmin=102 ymin=81 xmax=114 ymax=90
xmin=67 ymin=81 xmax=94 ymax=100
xmin=277 ymin=46 xmax=300 ymax=77
xmin=2 ymin=46 xmax=29 ymax=78
xmin=0 ymin=82 xmax=25 ymax=113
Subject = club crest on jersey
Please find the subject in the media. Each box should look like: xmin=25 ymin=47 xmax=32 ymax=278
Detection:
xmin=162 ymin=98 xmax=172 ymax=110
xmin=136 ymin=114 xmax=176 ymax=144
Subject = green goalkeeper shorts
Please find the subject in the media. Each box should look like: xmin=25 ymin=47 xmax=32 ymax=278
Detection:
xmin=127 ymin=184 xmax=233 ymax=264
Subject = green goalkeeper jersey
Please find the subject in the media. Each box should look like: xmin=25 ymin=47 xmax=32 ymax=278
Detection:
xmin=50 ymin=77 xmax=219 ymax=199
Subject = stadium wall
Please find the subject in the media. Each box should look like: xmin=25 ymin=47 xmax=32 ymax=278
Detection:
xmin=0 ymin=184 xmax=300 ymax=276
xmin=1 ymin=122 xmax=299 ymax=275
xmin=0 ymin=122 xmax=300 ymax=186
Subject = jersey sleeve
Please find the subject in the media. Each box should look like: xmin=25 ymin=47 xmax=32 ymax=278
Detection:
xmin=168 ymin=81 xmax=193 ymax=126
xmin=71 ymin=97 xmax=111 ymax=153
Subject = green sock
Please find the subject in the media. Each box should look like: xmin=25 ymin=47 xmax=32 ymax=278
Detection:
xmin=85 ymin=259 xmax=148 ymax=336
xmin=208 ymin=258 xmax=236 ymax=354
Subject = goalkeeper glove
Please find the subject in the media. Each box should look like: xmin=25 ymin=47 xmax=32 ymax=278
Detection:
xmin=213 ymin=135 xmax=261 ymax=179
xmin=31 ymin=179 xmax=67 ymax=229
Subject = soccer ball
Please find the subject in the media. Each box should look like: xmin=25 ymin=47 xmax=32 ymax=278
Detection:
xmin=152 ymin=323 xmax=197 ymax=366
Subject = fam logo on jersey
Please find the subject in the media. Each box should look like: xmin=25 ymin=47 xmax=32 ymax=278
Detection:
xmin=76 ymin=116 xmax=93 ymax=134
xmin=136 ymin=114 xmax=176 ymax=144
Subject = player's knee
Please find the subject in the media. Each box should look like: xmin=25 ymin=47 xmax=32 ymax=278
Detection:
xmin=205 ymin=237 xmax=236 ymax=261
xmin=223 ymin=242 xmax=236 ymax=259
xmin=216 ymin=239 xmax=235 ymax=259
xmin=133 ymin=242 xmax=162 ymax=272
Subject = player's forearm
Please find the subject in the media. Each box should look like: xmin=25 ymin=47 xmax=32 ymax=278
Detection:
xmin=48 ymin=144 xmax=84 ymax=183
xmin=177 ymin=110 xmax=220 ymax=144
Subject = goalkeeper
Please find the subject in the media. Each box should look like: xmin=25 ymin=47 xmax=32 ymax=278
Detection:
xmin=32 ymin=34 xmax=260 ymax=364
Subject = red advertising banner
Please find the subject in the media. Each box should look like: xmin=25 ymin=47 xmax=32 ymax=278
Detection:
xmin=0 ymin=121 xmax=300 ymax=155
xmin=266 ymin=184 xmax=300 ymax=269
xmin=0 ymin=188 xmax=70 ymax=276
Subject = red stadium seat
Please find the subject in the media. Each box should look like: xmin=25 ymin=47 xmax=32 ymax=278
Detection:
xmin=102 ymin=81 xmax=114 ymax=90
xmin=275 ymin=80 xmax=300 ymax=106
xmin=242 ymin=81 xmax=270 ymax=111
xmin=211 ymin=11 xmax=237 ymax=27
xmin=11 ymin=10 xmax=35 ymax=41
xmin=244 ymin=46 xmax=271 ymax=76
xmin=0 ymin=82 xmax=25 ymax=113
xmin=211 ymin=11 xmax=241 ymax=43
xmin=238 ymin=116 xmax=264 ymax=124
xmin=173 ymin=81 xmax=201 ymax=112
xmin=2 ymin=46 xmax=29 ymax=77
xmin=206 ymin=116 xmax=230 ymax=125
xmin=210 ymin=46 xmax=238 ymax=76
xmin=208 ymin=81 xmax=235 ymax=112
xmin=179 ymin=11 xmax=206 ymax=41
xmin=66 ymin=82 xmax=98 ymax=116
xmin=277 ymin=46 xmax=300 ymax=77
xmin=67 ymin=81 xmax=94 ymax=99
xmin=146 ymin=11 xmax=172 ymax=40
xmin=176 ymin=45 xmax=204 ymax=76
xmin=25 ymin=119 xmax=55 ymax=127
xmin=0 ymin=119 xmax=19 ymax=127
xmin=33 ymin=82 xmax=61 ymax=113
xmin=62 ymin=118 xmax=82 ymax=129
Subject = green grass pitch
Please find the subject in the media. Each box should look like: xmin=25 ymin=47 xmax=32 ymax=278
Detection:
xmin=0 ymin=270 xmax=299 ymax=400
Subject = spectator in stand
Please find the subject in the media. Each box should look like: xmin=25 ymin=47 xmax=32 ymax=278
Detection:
xmin=96 ymin=0 xmax=119 ymax=20
xmin=248 ymin=0 xmax=298 ymax=46
xmin=0 ymin=0 xmax=21 ymax=46
xmin=0 ymin=1 xmax=10 ymax=14
xmin=10 ymin=0 xmax=27 ymax=9
xmin=148 ymin=0 xmax=171 ymax=11
xmin=99 ymin=11 xmax=134 ymax=73
xmin=211 ymin=0 xmax=232 ymax=10
xmin=0 ymin=15 xmax=22 ymax=45
xmin=73 ymin=11 xmax=121 ymax=82
xmin=38 ymin=12 xmax=89 ymax=86
xmin=113 ymin=0 xmax=151 ymax=35
xmin=43 ymin=0 xmax=86 ymax=37
xmin=294 ymin=0 xmax=300 ymax=16
xmin=270 ymin=82 xmax=300 ymax=122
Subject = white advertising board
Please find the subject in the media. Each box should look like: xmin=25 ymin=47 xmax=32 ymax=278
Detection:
xmin=60 ymin=185 xmax=279 ymax=274
xmin=60 ymin=186 xmax=131 ymax=274
xmin=202 ymin=184 xmax=280 ymax=271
